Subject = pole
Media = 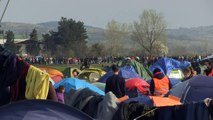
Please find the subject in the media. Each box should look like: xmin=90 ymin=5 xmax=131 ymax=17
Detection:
xmin=0 ymin=0 xmax=11 ymax=23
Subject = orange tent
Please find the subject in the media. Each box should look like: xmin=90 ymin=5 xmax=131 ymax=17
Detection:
xmin=38 ymin=67 xmax=64 ymax=83
xmin=150 ymin=95 xmax=182 ymax=107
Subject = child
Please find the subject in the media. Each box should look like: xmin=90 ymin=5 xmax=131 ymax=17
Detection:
xmin=56 ymin=86 xmax=65 ymax=103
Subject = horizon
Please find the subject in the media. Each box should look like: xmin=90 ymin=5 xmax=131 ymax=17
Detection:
xmin=0 ymin=0 xmax=213 ymax=29
xmin=1 ymin=21 xmax=213 ymax=30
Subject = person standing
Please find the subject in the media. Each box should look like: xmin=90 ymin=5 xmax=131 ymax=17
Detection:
xmin=150 ymin=68 xmax=172 ymax=96
xmin=105 ymin=65 xmax=126 ymax=98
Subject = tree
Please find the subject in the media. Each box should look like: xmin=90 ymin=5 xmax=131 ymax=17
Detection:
xmin=90 ymin=43 xmax=105 ymax=56
xmin=4 ymin=30 xmax=19 ymax=53
xmin=43 ymin=17 xmax=88 ymax=57
xmin=26 ymin=29 xmax=41 ymax=55
xmin=105 ymin=20 xmax=128 ymax=56
xmin=131 ymin=9 xmax=167 ymax=57
xmin=30 ymin=29 xmax=38 ymax=41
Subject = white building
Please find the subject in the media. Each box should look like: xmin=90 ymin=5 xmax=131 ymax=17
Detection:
xmin=0 ymin=39 xmax=27 ymax=45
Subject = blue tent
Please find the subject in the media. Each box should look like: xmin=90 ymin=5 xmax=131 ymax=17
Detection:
xmin=169 ymin=75 xmax=213 ymax=104
xmin=122 ymin=65 xmax=137 ymax=73
xmin=54 ymin=78 xmax=105 ymax=95
xmin=149 ymin=57 xmax=191 ymax=76
xmin=98 ymin=67 xmax=142 ymax=83
xmin=125 ymin=96 xmax=153 ymax=107
xmin=0 ymin=100 xmax=93 ymax=120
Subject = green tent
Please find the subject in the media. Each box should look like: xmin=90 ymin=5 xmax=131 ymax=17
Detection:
xmin=118 ymin=59 xmax=152 ymax=80
xmin=63 ymin=67 xmax=81 ymax=78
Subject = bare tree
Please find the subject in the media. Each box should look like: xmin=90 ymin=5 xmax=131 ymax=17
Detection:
xmin=105 ymin=20 xmax=128 ymax=56
xmin=131 ymin=9 xmax=167 ymax=57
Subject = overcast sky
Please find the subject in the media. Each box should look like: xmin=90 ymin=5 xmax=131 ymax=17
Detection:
xmin=1 ymin=0 xmax=213 ymax=28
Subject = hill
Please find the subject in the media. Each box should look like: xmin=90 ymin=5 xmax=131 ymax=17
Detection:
xmin=1 ymin=21 xmax=213 ymax=55
xmin=0 ymin=21 xmax=106 ymax=42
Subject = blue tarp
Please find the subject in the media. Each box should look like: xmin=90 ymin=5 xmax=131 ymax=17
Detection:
xmin=0 ymin=100 xmax=93 ymax=120
xmin=169 ymin=75 xmax=213 ymax=104
xmin=54 ymin=78 xmax=105 ymax=95
xmin=98 ymin=67 xmax=142 ymax=83
xmin=149 ymin=57 xmax=191 ymax=76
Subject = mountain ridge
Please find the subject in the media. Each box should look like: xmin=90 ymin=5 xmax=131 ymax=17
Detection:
xmin=1 ymin=21 xmax=213 ymax=55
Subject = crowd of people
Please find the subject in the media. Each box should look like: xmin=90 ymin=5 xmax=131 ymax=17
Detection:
xmin=20 ymin=55 xmax=203 ymax=66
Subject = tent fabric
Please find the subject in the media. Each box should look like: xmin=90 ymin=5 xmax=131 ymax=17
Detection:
xmin=38 ymin=67 xmax=64 ymax=78
xmin=99 ymin=68 xmax=142 ymax=83
xmin=149 ymin=57 xmax=191 ymax=76
xmin=122 ymin=65 xmax=137 ymax=73
xmin=169 ymin=69 xmax=184 ymax=79
xmin=169 ymin=75 xmax=213 ymax=104
xmin=112 ymin=101 xmax=145 ymax=120
xmin=155 ymin=102 xmax=209 ymax=120
xmin=0 ymin=100 xmax=93 ymax=120
xmin=125 ymin=96 xmax=153 ymax=107
xmin=51 ymin=76 xmax=63 ymax=83
xmin=92 ymin=82 xmax=105 ymax=91
xmin=63 ymin=67 xmax=81 ymax=78
xmin=126 ymin=78 xmax=150 ymax=95
xmin=64 ymin=88 xmax=100 ymax=110
xmin=150 ymin=96 xmax=182 ymax=107
xmin=201 ymin=54 xmax=213 ymax=62
xmin=25 ymin=65 xmax=50 ymax=100
xmin=97 ymin=92 xmax=118 ymax=120
xmin=78 ymin=71 xmax=101 ymax=83
xmin=118 ymin=59 xmax=152 ymax=80
xmin=38 ymin=67 xmax=64 ymax=83
xmin=54 ymin=78 xmax=105 ymax=95
xmin=81 ymin=68 xmax=106 ymax=76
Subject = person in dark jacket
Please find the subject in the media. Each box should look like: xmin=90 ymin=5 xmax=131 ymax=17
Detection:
xmin=150 ymin=68 xmax=172 ymax=96
xmin=105 ymin=65 xmax=126 ymax=98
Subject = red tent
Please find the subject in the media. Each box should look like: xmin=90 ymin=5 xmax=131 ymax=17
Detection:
xmin=126 ymin=78 xmax=150 ymax=95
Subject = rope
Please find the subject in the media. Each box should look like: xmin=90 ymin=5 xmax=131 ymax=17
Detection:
xmin=134 ymin=108 xmax=158 ymax=120
xmin=0 ymin=0 xmax=10 ymax=24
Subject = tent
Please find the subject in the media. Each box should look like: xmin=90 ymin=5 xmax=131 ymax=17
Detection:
xmin=38 ymin=67 xmax=63 ymax=83
xmin=78 ymin=68 xmax=106 ymax=83
xmin=201 ymin=54 xmax=213 ymax=62
xmin=169 ymin=75 xmax=213 ymax=104
xmin=125 ymin=95 xmax=181 ymax=107
xmin=0 ymin=100 xmax=93 ymax=120
xmin=92 ymin=82 xmax=105 ymax=91
xmin=169 ymin=69 xmax=184 ymax=79
xmin=98 ymin=67 xmax=142 ymax=83
xmin=63 ymin=67 xmax=81 ymax=78
xmin=118 ymin=59 xmax=152 ymax=80
xmin=54 ymin=78 xmax=105 ymax=95
xmin=149 ymin=57 xmax=191 ymax=77
xmin=126 ymin=78 xmax=150 ymax=95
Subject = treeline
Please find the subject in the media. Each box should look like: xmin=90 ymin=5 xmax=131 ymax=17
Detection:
xmin=2 ymin=10 xmax=177 ymax=57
